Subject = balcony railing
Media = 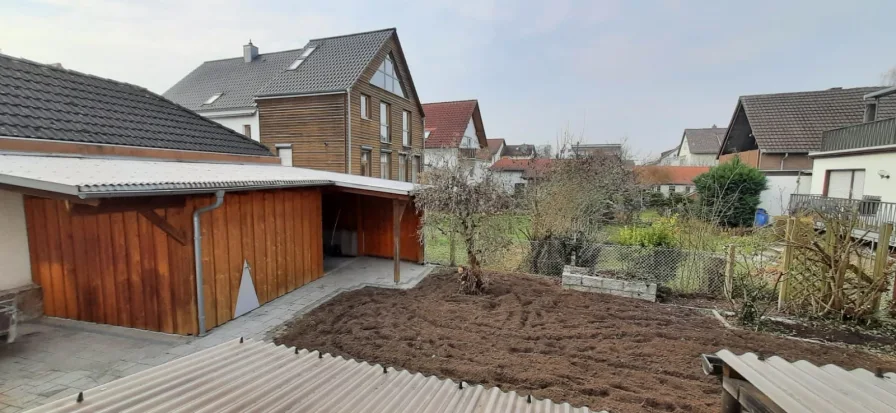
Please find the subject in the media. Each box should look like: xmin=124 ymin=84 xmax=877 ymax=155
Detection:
xmin=789 ymin=194 xmax=896 ymax=243
xmin=821 ymin=117 xmax=896 ymax=152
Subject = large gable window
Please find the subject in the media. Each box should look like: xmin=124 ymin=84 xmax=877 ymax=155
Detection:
xmin=370 ymin=54 xmax=406 ymax=98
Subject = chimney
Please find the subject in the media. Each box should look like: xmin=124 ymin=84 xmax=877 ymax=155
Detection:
xmin=243 ymin=40 xmax=259 ymax=63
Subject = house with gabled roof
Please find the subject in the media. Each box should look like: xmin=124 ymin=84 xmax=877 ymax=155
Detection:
xmin=421 ymin=99 xmax=489 ymax=176
xmin=165 ymin=28 xmax=425 ymax=181
xmin=486 ymin=138 xmax=506 ymax=163
xmin=717 ymin=86 xmax=896 ymax=215
xmin=0 ymin=53 xmax=423 ymax=336
xmin=676 ymin=127 xmax=724 ymax=166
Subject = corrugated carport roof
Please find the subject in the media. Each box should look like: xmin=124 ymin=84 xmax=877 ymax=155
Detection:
xmin=24 ymin=339 xmax=600 ymax=413
xmin=0 ymin=154 xmax=415 ymax=197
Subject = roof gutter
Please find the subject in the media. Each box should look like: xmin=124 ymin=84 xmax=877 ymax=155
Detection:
xmin=76 ymin=181 xmax=332 ymax=198
xmin=193 ymin=190 xmax=224 ymax=336
xmin=254 ymin=90 xmax=346 ymax=100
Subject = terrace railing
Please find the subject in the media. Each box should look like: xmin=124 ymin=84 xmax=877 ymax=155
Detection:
xmin=821 ymin=117 xmax=896 ymax=152
xmin=789 ymin=194 xmax=896 ymax=243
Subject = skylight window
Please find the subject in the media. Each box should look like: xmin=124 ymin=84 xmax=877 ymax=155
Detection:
xmin=287 ymin=47 xmax=317 ymax=70
xmin=287 ymin=59 xmax=304 ymax=70
xmin=203 ymin=93 xmax=222 ymax=105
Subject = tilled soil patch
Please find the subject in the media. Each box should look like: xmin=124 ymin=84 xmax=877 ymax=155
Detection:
xmin=275 ymin=271 xmax=896 ymax=413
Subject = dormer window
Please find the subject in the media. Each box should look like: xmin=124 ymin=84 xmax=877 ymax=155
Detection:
xmin=203 ymin=93 xmax=222 ymax=105
xmin=370 ymin=54 xmax=406 ymax=98
xmin=301 ymin=47 xmax=315 ymax=58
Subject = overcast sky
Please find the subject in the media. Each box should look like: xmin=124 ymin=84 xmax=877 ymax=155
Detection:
xmin=2 ymin=0 xmax=895 ymax=159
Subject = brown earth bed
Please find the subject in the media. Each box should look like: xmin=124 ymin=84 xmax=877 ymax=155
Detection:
xmin=274 ymin=271 xmax=896 ymax=413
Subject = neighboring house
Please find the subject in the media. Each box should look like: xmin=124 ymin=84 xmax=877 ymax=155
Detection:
xmin=502 ymin=144 xmax=536 ymax=159
xmin=486 ymin=138 xmax=506 ymax=164
xmin=635 ymin=166 xmax=709 ymax=197
xmin=796 ymin=86 xmax=896 ymax=240
xmin=421 ymin=99 xmax=489 ymax=179
xmin=647 ymin=146 xmax=680 ymax=166
xmin=677 ymin=127 xmax=724 ymax=166
xmin=569 ymin=143 xmax=622 ymax=159
xmin=165 ymin=28 xmax=426 ymax=181
xmin=0 ymin=54 xmax=423 ymax=335
xmin=490 ymin=158 xmax=551 ymax=193
xmin=718 ymin=87 xmax=896 ymax=215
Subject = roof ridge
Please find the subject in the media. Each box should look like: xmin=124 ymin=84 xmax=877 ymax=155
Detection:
xmin=202 ymin=47 xmax=306 ymax=64
xmin=740 ymin=86 xmax=883 ymax=99
xmin=422 ymin=99 xmax=479 ymax=106
xmin=0 ymin=53 xmax=152 ymax=95
xmin=309 ymin=27 xmax=395 ymax=42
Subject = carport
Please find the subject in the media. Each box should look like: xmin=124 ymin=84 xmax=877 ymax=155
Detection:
xmin=0 ymin=154 xmax=422 ymax=336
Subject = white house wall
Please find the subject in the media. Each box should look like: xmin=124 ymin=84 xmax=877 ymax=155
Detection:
xmin=494 ymin=170 xmax=526 ymax=192
xmin=205 ymin=113 xmax=260 ymax=142
xmin=0 ymin=189 xmax=32 ymax=291
xmin=811 ymin=152 xmax=896 ymax=203
xmin=760 ymin=173 xmax=811 ymax=216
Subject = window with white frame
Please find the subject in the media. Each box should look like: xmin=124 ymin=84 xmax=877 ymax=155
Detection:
xmin=826 ymin=169 xmax=865 ymax=199
xmin=380 ymin=152 xmax=391 ymax=179
xmin=399 ymin=154 xmax=407 ymax=181
xmin=380 ymin=102 xmax=391 ymax=142
xmin=402 ymin=111 xmax=410 ymax=147
xmin=360 ymin=94 xmax=370 ymax=119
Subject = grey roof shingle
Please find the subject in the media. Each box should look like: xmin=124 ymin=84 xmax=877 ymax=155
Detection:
xmin=0 ymin=54 xmax=274 ymax=157
xmin=163 ymin=48 xmax=303 ymax=112
xmin=739 ymin=87 xmax=896 ymax=152
xmin=682 ymin=128 xmax=724 ymax=154
xmin=257 ymin=29 xmax=395 ymax=97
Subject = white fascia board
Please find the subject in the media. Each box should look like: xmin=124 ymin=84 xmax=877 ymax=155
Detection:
xmin=0 ymin=174 xmax=81 ymax=196
xmin=198 ymin=108 xmax=258 ymax=118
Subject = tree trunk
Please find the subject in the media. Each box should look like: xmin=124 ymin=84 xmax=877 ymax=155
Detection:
xmin=459 ymin=240 xmax=485 ymax=295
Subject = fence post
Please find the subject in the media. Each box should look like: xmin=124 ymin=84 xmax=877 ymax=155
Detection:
xmin=872 ymin=223 xmax=894 ymax=313
xmin=449 ymin=230 xmax=456 ymax=267
xmin=778 ymin=217 xmax=795 ymax=311
xmin=724 ymin=244 xmax=736 ymax=299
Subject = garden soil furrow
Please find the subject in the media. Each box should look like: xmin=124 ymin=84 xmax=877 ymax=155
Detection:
xmin=275 ymin=271 xmax=896 ymax=413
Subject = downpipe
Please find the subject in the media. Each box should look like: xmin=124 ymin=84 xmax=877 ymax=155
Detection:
xmin=193 ymin=190 xmax=225 ymax=336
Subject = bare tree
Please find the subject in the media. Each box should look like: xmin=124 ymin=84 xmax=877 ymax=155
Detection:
xmin=414 ymin=163 xmax=514 ymax=294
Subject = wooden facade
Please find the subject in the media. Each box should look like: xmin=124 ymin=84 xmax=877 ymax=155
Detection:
xmin=24 ymin=188 xmax=324 ymax=335
xmin=258 ymin=94 xmax=347 ymax=173
xmin=256 ymin=34 xmax=425 ymax=179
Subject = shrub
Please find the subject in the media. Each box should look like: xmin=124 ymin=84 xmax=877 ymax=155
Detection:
xmin=613 ymin=216 xmax=678 ymax=248
xmin=693 ymin=156 xmax=767 ymax=227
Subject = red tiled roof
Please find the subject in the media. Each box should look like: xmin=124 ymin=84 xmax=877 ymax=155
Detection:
xmin=422 ymin=100 xmax=479 ymax=149
xmin=634 ymin=166 xmax=710 ymax=185
xmin=487 ymin=138 xmax=505 ymax=156
xmin=490 ymin=158 xmax=552 ymax=179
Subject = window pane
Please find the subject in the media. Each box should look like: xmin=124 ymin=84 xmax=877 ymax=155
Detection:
xmin=380 ymin=103 xmax=388 ymax=123
xmin=385 ymin=58 xmax=393 ymax=76
xmin=402 ymin=111 xmax=409 ymax=129
xmin=371 ymin=71 xmax=385 ymax=88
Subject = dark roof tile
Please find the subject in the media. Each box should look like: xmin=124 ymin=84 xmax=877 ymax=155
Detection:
xmin=0 ymin=54 xmax=273 ymax=156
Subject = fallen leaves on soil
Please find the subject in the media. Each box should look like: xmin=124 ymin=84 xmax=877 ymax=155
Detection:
xmin=275 ymin=271 xmax=896 ymax=413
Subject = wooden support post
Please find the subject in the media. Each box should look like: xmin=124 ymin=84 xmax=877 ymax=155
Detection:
xmin=778 ymin=217 xmax=795 ymax=311
xmin=873 ymin=223 xmax=893 ymax=312
xmin=393 ymin=199 xmax=407 ymax=284
xmin=725 ymin=244 xmax=736 ymax=299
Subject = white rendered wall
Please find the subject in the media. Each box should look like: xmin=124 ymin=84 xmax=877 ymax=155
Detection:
xmin=206 ymin=113 xmax=260 ymax=142
xmin=811 ymin=152 xmax=896 ymax=203
xmin=0 ymin=189 xmax=32 ymax=291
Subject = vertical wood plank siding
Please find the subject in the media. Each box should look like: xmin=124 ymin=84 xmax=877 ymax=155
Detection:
xmin=24 ymin=188 xmax=324 ymax=335
xmin=258 ymin=94 xmax=347 ymax=172
xmin=322 ymin=192 xmax=422 ymax=262
xmin=350 ymin=37 xmax=425 ymax=178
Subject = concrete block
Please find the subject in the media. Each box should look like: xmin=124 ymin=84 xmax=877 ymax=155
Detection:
xmin=602 ymin=279 xmax=625 ymax=291
xmin=581 ymin=276 xmax=603 ymax=288
xmin=562 ymin=265 xmax=590 ymax=276
xmin=561 ymin=274 xmax=583 ymax=286
xmin=622 ymin=282 xmax=648 ymax=293
xmin=646 ymin=284 xmax=657 ymax=295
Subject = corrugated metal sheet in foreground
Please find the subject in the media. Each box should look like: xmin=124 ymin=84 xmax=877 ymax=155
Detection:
xmin=717 ymin=349 xmax=896 ymax=412
xmin=26 ymin=339 xmax=602 ymax=413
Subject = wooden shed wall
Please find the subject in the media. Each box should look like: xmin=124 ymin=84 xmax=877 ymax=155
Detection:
xmin=323 ymin=192 xmax=422 ymax=262
xmin=198 ymin=189 xmax=324 ymax=329
xmin=24 ymin=196 xmax=198 ymax=335
xmin=24 ymin=187 xmax=325 ymax=335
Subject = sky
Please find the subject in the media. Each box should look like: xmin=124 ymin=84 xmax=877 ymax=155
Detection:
xmin=2 ymin=0 xmax=896 ymax=160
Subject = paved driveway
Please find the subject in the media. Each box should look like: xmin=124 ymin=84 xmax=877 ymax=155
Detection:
xmin=0 ymin=257 xmax=433 ymax=412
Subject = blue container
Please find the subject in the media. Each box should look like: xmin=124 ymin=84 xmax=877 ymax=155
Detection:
xmin=754 ymin=208 xmax=769 ymax=227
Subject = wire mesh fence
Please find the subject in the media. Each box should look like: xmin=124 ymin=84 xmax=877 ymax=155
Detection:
xmin=424 ymin=233 xmax=728 ymax=296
